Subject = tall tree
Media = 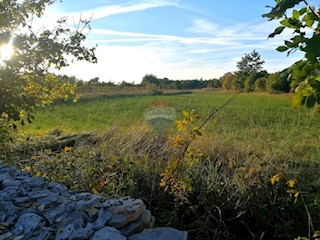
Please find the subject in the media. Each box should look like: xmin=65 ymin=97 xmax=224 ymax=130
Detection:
xmin=263 ymin=0 xmax=320 ymax=109
xmin=233 ymin=50 xmax=265 ymax=90
xmin=0 ymin=0 xmax=97 ymax=127
xmin=236 ymin=50 xmax=265 ymax=74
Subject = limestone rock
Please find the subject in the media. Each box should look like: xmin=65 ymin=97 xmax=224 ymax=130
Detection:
xmin=0 ymin=162 xmax=187 ymax=239
xmin=90 ymin=226 xmax=126 ymax=240
xmin=128 ymin=227 xmax=188 ymax=240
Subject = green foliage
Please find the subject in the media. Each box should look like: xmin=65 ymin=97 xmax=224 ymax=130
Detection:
xmin=236 ymin=50 xmax=265 ymax=74
xmin=0 ymin=0 xmax=97 ymax=142
xmin=160 ymin=110 xmax=204 ymax=201
xmin=220 ymin=72 xmax=235 ymax=90
xmin=264 ymin=0 xmax=320 ymax=109
xmin=254 ymin=76 xmax=267 ymax=92
xmin=234 ymin=50 xmax=265 ymax=90
xmin=244 ymin=71 xmax=269 ymax=92
xmin=266 ymin=69 xmax=291 ymax=93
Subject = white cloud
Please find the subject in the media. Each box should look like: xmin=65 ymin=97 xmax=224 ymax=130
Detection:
xmin=41 ymin=2 xmax=304 ymax=83
xmin=67 ymin=0 xmax=178 ymax=21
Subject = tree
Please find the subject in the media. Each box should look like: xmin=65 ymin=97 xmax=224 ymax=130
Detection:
xmin=254 ymin=77 xmax=267 ymax=92
xmin=236 ymin=50 xmax=265 ymax=74
xmin=263 ymin=0 xmax=320 ymax=109
xmin=234 ymin=50 xmax=265 ymax=90
xmin=244 ymin=70 xmax=268 ymax=92
xmin=0 ymin=0 xmax=97 ymax=133
xmin=141 ymin=74 xmax=159 ymax=86
xmin=220 ymin=72 xmax=235 ymax=90
xmin=266 ymin=69 xmax=291 ymax=93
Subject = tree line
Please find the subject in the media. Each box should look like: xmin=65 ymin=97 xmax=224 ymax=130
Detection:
xmin=220 ymin=50 xmax=292 ymax=94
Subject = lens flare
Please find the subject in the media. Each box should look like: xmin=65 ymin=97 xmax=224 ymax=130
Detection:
xmin=0 ymin=38 xmax=14 ymax=61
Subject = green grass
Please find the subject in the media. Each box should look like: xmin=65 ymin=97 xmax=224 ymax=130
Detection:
xmin=8 ymin=91 xmax=320 ymax=239
xmin=22 ymin=92 xmax=320 ymax=162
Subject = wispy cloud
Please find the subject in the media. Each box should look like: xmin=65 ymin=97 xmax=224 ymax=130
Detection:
xmin=52 ymin=0 xmax=182 ymax=21
xmin=48 ymin=1 xmax=303 ymax=83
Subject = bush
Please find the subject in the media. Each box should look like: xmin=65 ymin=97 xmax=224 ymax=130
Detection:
xmin=255 ymin=77 xmax=267 ymax=91
xmin=266 ymin=70 xmax=291 ymax=93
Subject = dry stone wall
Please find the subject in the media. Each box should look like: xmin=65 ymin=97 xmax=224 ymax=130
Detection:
xmin=0 ymin=162 xmax=188 ymax=240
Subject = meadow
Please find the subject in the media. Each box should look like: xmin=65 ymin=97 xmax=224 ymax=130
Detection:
xmin=24 ymin=91 xmax=320 ymax=162
xmin=5 ymin=91 xmax=320 ymax=239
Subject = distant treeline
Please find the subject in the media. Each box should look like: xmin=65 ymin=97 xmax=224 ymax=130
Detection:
xmin=55 ymin=74 xmax=221 ymax=93
xmin=55 ymin=54 xmax=302 ymax=95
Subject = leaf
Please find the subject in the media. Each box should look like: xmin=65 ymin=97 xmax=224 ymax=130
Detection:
xmin=24 ymin=166 xmax=31 ymax=172
xmin=299 ymin=7 xmax=307 ymax=15
xmin=268 ymin=26 xmax=286 ymax=38
xmin=286 ymin=179 xmax=296 ymax=188
xmin=292 ymin=94 xmax=304 ymax=108
xmin=276 ymin=46 xmax=289 ymax=52
xmin=284 ymin=40 xmax=294 ymax=48
xmin=292 ymin=9 xmax=300 ymax=19
xmin=271 ymin=0 xmax=303 ymax=17
xmin=270 ymin=174 xmax=280 ymax=185
xmin=304 ymin=34 xmax=320 ymax=63
xmin=306 ymin=95 xmax=317 ymax=108
xmin=64 ymin=146 xmax=73 ymax=152
xmin=309 ymin=78 xmax=320 ymax=91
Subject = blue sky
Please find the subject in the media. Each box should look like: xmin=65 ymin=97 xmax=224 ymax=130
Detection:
xmin=40 ymin=0 xmax=303 ymax=83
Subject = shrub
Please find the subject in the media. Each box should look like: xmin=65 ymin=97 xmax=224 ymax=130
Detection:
xmin=255 ymin=77 xmax=267 ymax=91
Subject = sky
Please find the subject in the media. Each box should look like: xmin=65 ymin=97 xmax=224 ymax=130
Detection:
xmin=37 ymin=0 xmax=304 ymax=83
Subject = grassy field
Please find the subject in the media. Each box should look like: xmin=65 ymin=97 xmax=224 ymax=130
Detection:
xmin=22 ymin=91 xmax=320 ymax=162
xmin=7 ymin=91 xmax=319 ymax=239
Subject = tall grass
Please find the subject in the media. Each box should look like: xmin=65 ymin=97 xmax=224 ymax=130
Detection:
xmin=5 ymin=91 xmax=320 ymax=239
xmin=23 ymin=92 xmax=320 ymax=162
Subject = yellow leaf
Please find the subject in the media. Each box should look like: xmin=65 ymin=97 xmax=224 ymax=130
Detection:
xmin=24 ymin=166 xmax=31 ymax=172
xmin=36 ymin=172 xmax=41 ymax=177
xmin=182 ymin=111 xmax=189 ymax=118
xmin=286 ymin=179 xmax=296 ymax=188
xmin=91 ymin=188 xmax=98 ymax=194
xmin=37 ymin=132 xmax=44 ymax=137
xmin=64 ymin=146 xmax=73 ymax=152
xmin=270 ymin=174 xmax=280 ymax=185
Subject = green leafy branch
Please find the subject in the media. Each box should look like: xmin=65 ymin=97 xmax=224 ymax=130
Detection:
xmin=264 ymin=0 xmax=320 ymax=110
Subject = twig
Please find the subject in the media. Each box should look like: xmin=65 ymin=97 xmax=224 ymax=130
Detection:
xmin=199 ymin=92 xmax=240 ymax=130
xmin=176 ymin=92 xmax=240 ymax=166
xmin=302 ymin=0 xmax=320 ymax=19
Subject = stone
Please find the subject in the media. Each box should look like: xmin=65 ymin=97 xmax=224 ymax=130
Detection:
xmin=43 ymin=203 xmax=67 ymax=225
xmin=13 ymin=213 xmax=44 ymax=237
xmin=90 ymin=207 xmax=112 ymax=230
xmin=0 ymin=161 xmax=186 ymax=239
xmin=0 ymin=231 xmax=13 ymax=240
xmin=68 ymin=225 xmax=94 ymax=240
xmin=55 ymin=223 xmax=74 ymax=240
xmin=128 ymin=227 xmax=188 ymax=240
xmin=108 ymin=197 xmax=146 ymax=229
xmin=119 ymin=210 xmax=153 ymax=237
xmin=90 ymin=226 xmax=126 ymax=240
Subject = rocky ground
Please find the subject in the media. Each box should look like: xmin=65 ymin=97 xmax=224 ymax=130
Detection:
xmin=0 ymin=161 xmax=187 ymax=240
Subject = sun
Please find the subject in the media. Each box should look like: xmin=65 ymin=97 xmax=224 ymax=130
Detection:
xmin=0 ymin=39 xmax=14 ymax=61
